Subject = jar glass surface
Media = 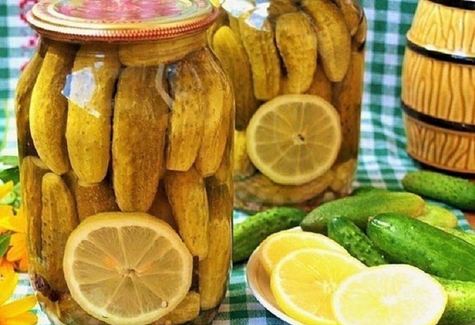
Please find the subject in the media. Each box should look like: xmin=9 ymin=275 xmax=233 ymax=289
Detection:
xmin=208 ymin=0 xmax=367 ymax=212
xmin=16 ymin=1 xmax=233 ymax=324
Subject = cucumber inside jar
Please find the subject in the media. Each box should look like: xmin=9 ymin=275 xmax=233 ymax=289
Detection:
xmin=209 ymin=0 xmax=366 ymax=212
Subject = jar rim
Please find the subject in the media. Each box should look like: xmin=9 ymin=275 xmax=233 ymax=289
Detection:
xmin=26 ymin=0 xmax=218 ymax=43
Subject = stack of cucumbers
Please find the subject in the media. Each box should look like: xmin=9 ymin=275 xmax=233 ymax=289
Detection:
xmin=234 ymin=170 xmax=475 ymax=325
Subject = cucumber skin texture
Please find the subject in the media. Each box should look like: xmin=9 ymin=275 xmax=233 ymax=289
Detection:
xmin=436 ymin=277 xmax=475 ymax=325
xmin=233 ymin=207 xmax=307 ymax=263
xmin=351 ymin=186 xmax=460 ymax=228
xmin=350 ymin=186 xmax=389 ymax=196
xmin=300 ymin=191 xmax=425 ymax=234
xmin=328 ymin=213 xmax=475 ymax=324
xmin=367 ymin=213 xmax=475 ymax=281
xmin=438 ymin=227 xmax=475 ymax=246
xmin=402 ymin=170 xmax=475 ymax=211
xmin=327 ymin=216 xmax=387 ymax=266
xmin=418 ymin=203 xmax=459 ymax=228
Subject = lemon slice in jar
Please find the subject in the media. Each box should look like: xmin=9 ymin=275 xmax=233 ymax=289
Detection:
xmin=62 ymin=212 xmax=193 ymax=325
xmin=246 ymin=94 xmax=342 ymax=186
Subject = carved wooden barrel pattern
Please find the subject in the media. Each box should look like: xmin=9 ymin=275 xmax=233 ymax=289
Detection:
xmin=401 ymin=0 xmax=475 ymax=174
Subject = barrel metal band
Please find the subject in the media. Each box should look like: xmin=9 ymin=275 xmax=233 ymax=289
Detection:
xmin=427 ymin=0 xmax=475 ymax=10
xmin=401 ymin=101 xmax=475 ymax=133
xmin=406 ymin=40 xmax=475 ymax=66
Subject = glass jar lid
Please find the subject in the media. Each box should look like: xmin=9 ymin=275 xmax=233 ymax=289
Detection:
xmin=26 ymin=0 xmax=218 ymax=42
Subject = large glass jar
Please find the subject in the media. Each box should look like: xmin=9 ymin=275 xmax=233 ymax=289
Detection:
xmin=16 ymin=1 xmax=234 ymax=325
xmin=208 ymin=0 xmax=367 ymax=212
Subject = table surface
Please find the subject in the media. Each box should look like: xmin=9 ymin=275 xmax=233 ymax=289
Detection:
xmin=2 ymin=0 xmax=474 ymax=324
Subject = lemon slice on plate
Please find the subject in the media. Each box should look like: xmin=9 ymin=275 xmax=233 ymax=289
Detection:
xmin=332 ymin=264 xmax=447 ymax=325
xmin=258 ymin=229 xmax=349 ymax=276
xmin=246 ymin=94 xmax=341 ymax=186
xmin=270 ymin=248 xmax=366 ymax=325
xmin=63 ymin=212 xmax=193 ymax=325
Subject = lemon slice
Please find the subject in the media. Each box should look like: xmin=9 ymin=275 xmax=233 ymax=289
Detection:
xmin=246 ymin=94 xmax=342 ymax=185
xmin=63 ymin=212 xmax=193 ymax=325
xmin=259 ymin=229 xmax=349 ymax=276
xmin=332 ymin=264 xmax=447 ymax=325
xmin=270 ymin=248 xmax=367 ymax=325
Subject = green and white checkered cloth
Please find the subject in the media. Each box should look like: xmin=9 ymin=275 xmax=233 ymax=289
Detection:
xmin=1 ymin=0 xmax=38 ymax=158
xmin=2 ymin=0 xmax=473 ymax=324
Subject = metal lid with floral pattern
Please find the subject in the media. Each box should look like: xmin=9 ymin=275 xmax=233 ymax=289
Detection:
xmin=26 ymin=0 xmax=218 ymax=42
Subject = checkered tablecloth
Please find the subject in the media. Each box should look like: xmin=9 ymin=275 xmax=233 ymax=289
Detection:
xmin=2 ymin=0 xmax=473 ymax=324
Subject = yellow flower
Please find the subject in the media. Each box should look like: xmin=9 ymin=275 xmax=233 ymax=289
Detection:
xmin=0 ymin=205 xmax=14 ymax=233
xmin=0 ymin=272 xmax=38 ymax=325
xmin=0 ymin=258 xmax=15 ymax=278
xmin=0 ymin=205 xmax=29 ymax=272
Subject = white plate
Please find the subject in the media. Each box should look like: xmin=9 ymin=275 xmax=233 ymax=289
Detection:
xmin=246 ymin=246 xmax=305 ymax=325
xmin=246 ymin=245 xmax=475 ymax=325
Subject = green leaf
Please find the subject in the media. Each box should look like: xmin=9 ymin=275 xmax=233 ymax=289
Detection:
xmin=0 ymin=166 xmax=20 ymax=184
xmin=0 ymin=191 xmax=15 ymax=206
xmin=0 ymin=232 xmax=11 ymax=258
xmin=0 ymin=182 xmax=23 ymax=211
xmin=0 ymin=156 xmax=19 ymax=167
xmin=12 ymin=183 xmax=22 ymax=211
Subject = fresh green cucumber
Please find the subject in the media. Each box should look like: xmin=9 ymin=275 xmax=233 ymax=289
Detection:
xmin=402 ymin=170 xmax=475 ymax=211
xmin=436 ymin=277 xmax=475 ymax=325
xmin=367 ymin=213 xmax=475 ymax=281
xmin=437 ymin=227 xmax=475 ymax=246
xmin=350 ymin=186 xmax=389 ymax=196
xmin=418 ymin=203 xmax=459 ymax=228
xmin=233 ymin=207 xmax=307 ymax=263
xmin=351 ymin=186 xmax=460 ymax=228
xmin=300 ymin=191 xmax=425 ymax=233
xmin=327 ymin=216 xmax=387 ymax=266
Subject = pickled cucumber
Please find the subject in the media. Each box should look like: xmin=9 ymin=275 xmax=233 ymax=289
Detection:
xmin=275 ymin=12 xmax=317 ymax=94
xmin=200 ymin=183 xmax=233 ymax=309
xmin=15 ymin=50 xmax=43 ymax=159
xmin=194 ymin=48 xmax=234 ymax=177
xmin=165 ymin=167 xmax=210 ymax=260
xmin=41 ymin=172 xmax=78 ymax=293
xmin=69 ymin=177 xmax=119 ymax=222
xmin=66 ymin=44 xmax=120 ymax=184
xmin=156 ymin=292 xmax=201 ymax=324
xmin=147 ymin=183 xmax=179 ymax=232
xmin=113 ymin=66 xmax=169 ymax=212
xmin=21 ymin=156 xmax=49 ymax=258
xmin=235 ymin=170 xmax=334 ymax=205
xmin=212 ymin=26 xmax=258 ymax=130
xmin=30 ymin=42 xmax=76 ymax=174
xmin=332 ymin=51 xmax=365 ymax=158
xmin=166 ymin=55 xmax=205 ymax=171
xmin=239 ymin=11 xmax=281 ymax=100
xmin=119 ymin=33 xmax=207 ymax=67
xmin=302 ymin=0 xmax=351 ymax=82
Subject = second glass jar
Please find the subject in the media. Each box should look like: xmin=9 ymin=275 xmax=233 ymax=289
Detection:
xmin=209 ymin=0 xmax=367 ymax=212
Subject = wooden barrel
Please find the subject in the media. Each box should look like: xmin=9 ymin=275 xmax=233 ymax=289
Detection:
xmin=401 ymin=0 xmax=475 ymax=175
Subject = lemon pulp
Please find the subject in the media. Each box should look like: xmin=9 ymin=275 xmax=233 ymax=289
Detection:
xmin=246 ymin=94 xmax=341 ymax=186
